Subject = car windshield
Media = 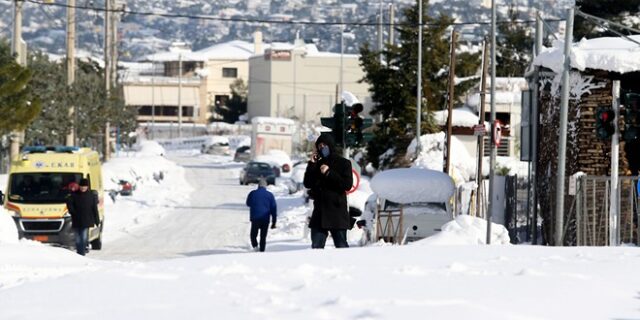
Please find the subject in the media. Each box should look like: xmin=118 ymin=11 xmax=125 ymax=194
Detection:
xmin=248 ymin=163 xmax=272 ymax=172
xmin=9 ymin=172 xmax=83 ymax=204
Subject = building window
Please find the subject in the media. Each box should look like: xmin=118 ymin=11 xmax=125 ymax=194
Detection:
xmin=138 ymin=106 xmax=152 ymax=116
xmin=222 ymin=68 xmax=238 ymax=78
xmin=182 ymin=106 xmax=194 ymax=117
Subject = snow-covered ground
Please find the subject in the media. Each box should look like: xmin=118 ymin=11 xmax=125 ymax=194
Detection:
xmin=1 ymin=142 xmax=640 ymax=319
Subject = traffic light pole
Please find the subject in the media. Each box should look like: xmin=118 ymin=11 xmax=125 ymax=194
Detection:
xmin=487 ymin=0 xmax=497 ymax=245
xmin=609 ymin=80 xmax=621 ymax=246
xmin=554 ymin=7 xmax=574 ymax=246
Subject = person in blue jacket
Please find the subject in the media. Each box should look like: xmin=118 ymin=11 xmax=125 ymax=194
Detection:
xmin=246 ymin=178 xmax=277 ymax=252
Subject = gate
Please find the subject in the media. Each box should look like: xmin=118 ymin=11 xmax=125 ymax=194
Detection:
xmin=576 ymin=176 xmax=639 ymax=246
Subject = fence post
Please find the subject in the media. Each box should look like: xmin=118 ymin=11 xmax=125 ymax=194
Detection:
xmin=576 ymin=175 xmax=582 ymax=245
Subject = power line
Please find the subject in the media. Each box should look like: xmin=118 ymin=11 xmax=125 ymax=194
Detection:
xmin=15 ymin=0 xmax=565 ymax=28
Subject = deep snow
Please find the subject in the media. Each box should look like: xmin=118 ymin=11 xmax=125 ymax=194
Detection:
xmin=1 ymin=143 xmax=640 ymax=319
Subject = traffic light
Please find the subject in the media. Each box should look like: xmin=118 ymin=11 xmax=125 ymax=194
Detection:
xmin=595 ymin=106 xmax=615 ymax=140
xmin=344 ymin=103 xmax=374 ymax=147
xmin=623 ymin=93 xmax=640 ymax=142
xmin=320 ymin=102 xmax=345 ymax=145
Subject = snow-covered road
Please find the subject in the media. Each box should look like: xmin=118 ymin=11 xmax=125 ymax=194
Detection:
xmin=93 ymin=154 xmax=253 ymax=261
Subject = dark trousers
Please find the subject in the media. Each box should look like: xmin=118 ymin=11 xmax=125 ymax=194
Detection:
xmin=74 ymin=227 xmax=88 ymax=256
xmin=250 ymin=220 xmax=269 ymax=252
xmin=311 ymin=228 xmax=349 ymax=249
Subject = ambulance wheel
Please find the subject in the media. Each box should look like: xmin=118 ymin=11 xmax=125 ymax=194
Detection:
xmin=91 ymin=224 xmax=103 ymax=250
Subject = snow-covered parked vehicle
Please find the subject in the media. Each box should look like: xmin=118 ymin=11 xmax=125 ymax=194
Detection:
xmin=254 ymin=149 xmax=293 ymax=178
xmin=362 ymin=168 xmax=455 ymax=244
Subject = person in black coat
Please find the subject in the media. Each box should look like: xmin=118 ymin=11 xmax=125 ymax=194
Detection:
xmin=303 ymin=134 xmax=353 ymax=249
xmin=66 ymin=178 xmax=100 ymax=255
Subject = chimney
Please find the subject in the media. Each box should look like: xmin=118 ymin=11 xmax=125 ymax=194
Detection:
xmin=253 ymin=30 xmax=263 ymax=54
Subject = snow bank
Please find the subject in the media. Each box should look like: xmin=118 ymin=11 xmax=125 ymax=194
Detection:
xmin=102 ymin=150 xmax=192 ymax=242
xmin=0 ymin=208 xmax=18 ymax=244
xmin=0 ymin=174 xmax=18 ymax=244
xmin=133 ymin=140 xmax=165 ymax=156
xmin=415 ymin=215 xmax=510 ymax=245
xmin=533 ymin=36 xmax=640 ymax=74
xmin=347 ymin=177 xmax=373 ymax=213
xmin=370 ymin=168 xmax=454 ymax=204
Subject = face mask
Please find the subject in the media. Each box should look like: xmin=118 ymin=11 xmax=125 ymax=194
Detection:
xmin=320 ymin=145 xmax=330 ymax=158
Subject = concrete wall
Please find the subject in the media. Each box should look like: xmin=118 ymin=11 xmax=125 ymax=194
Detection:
xmin=247 ymin=55 xmax=272 ymax=118
xmin=204 ymin=59 xmax=250 ymax=104
xmin=248 ymin=50 xmax=372 ymax=123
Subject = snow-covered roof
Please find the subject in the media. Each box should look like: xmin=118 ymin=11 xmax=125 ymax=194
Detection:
xmin=533 ymin=36 xmax=640 ymax=74
xmin=370 ymin=168 xmax=455 ymax=204
xmin=432 ymin=106 xmax=480 ymax=127
xmin=143 ymin=40 xmax=358 ymax=63
xmin=143 ymin=40 xmax=265 ymax=62
xmin=196 ymin=40 xmax=262 ymax=60
xmin=143 ymin=50 xmax=209 ymax=62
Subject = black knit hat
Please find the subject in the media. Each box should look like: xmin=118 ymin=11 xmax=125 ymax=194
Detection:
xmin=79 ymin=178 xmax=89 ymax=187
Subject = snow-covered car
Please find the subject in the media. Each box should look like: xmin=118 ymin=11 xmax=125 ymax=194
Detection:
xmin=365 ymin=168 xmax=455 ymax=244
xmin=201 ymin=142 xmax=230 ymax=155
xmin=200 ymin=136 xmax=231 ymax=155
xmin=239 ymin=161 xmax=276 ymax=185
xmin=254 ymin=150 xmax=293 ymax=178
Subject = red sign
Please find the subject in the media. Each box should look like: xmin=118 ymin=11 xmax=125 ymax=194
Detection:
xmin=347 ymin=168 xmax=360 ymax=194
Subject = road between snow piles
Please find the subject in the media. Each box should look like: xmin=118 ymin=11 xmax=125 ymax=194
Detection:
xmin=92 ymin=154 xmax=259 ymax=261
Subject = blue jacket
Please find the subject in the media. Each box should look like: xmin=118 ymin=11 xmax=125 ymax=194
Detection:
xmin=246 ymin=186 xmax=277 ymax=223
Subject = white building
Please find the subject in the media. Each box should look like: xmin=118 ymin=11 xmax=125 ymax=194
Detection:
xmin=247 ymin=38 xmax=372 ymax=123
xmin=121 ymin=38 xmax=265 ymax=128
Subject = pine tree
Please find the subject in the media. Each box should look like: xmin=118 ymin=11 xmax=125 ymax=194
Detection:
xmin=25 ymin=51 xmax=72 ymax=145
xmin=0 ymin=39 xmax=41 ymax=135
xmin=496 ymin=4 xmax=533 ymax=77
xmin=359 ymin=0 xmax=480 ymax=169
xmin=213 ymin=79 xmax=247 ymax=123
xmin=574 ymin=0 xmax=640 ymax=39
xmin=24 ymin=53 xmax=136 ymax=148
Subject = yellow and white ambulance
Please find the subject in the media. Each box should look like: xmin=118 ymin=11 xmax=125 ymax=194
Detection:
xmin=1 ymin=146 xmax=104 ymax=249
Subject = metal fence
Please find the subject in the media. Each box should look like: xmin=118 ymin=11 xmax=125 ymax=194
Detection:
xmin=576 ymin=175 xmax=639 ymax=246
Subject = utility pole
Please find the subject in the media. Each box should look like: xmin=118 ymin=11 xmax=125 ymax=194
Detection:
xmin=531 ymin=12 xmax=543 ymax=244
xmin=476 ymin=39 xmax=489 ymax=218
xmin=340 ymin=21 xmax=344 ymax=98
xmin=416 ymin=0 xmax=423 ymax=155
xmin=388 ymin=3 xmax=395 ymax=46
xmin=609 ymin=80 xmax=621 ymax=246
xmin=445 ymin=30 xmax=457 ymax=175
xmin=487 ymin=0 xmax=497 ymax=245
xmin=10 ymin=0 xmax=26 ymax=161
xmin=151 ymin=62 xmax=155 ymax=139
xmin=554 ymin=8 xmax=574 ymax=246
xmin=65 ymin=0 xmax=76 ymax=146
xmin=104 ymin=0 xmax=111 ymax=160
xmin=178 ymin=52 xmax=183 ymax=138
xmin=377 ymin=0 xmax=384 ymax=63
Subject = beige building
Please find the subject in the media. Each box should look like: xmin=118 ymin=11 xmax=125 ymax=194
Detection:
xmin=247 ymin=39 xmax=372 ymax=123
xmin=122 ymin=40 xmax=262 ymax=126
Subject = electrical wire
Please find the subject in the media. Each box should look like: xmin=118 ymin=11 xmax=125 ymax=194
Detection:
xmin=12 ymin=0 xmax=565 ymax=28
